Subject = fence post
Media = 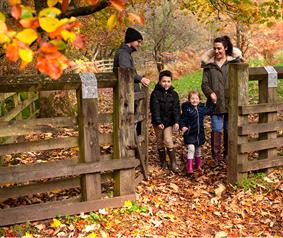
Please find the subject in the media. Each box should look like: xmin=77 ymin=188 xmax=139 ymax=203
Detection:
xmin=258 ymin=69 xmax=278 ymax=161
xmin=140 ymin=87 xmax=149 ymax=168
xmin=113 ymin=68 xmax=136 ymax=196
xmin=77 ymin=74 xmax=101 ymax=201
xmin=228 ymin=63 xmax=249 ymax=184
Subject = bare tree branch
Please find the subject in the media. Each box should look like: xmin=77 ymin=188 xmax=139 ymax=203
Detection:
xmin=58 ymin=1 xmax=111 ymax=19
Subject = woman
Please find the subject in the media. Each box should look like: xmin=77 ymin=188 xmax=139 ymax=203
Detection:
xmin=201 ymin=36 xmax=242 ymax=163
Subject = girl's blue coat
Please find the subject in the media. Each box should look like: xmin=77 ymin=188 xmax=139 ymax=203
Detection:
xmin=180 ymin=102 xmax=213 ymax=146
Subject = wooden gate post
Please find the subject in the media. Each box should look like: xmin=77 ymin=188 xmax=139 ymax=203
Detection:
xmin=258 ymin=69 xmax=278 ymax=161
xmin=228 ymin=63 xmax=249 ymax=184
xmin=77 ymin=74 xmax=101 ymax=201
xmin=113 ymin=68 xmax=136 ymax=196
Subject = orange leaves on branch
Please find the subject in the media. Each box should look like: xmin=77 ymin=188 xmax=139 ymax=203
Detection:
xmin=128 ymin=12 xmax=145 ymax=25
xmin=110 ymin=0 xmax=125 ymax=12
xmin=37 ymin=43 xmax=72 ymax=80
xmin=11 ymin=4 xmax=22 ymax=20
xmin=6 ymin=43 xmax=19 ymax=62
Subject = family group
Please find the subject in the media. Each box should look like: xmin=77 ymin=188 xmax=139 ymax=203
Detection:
xmin=113 ymin=27 xmax=243 ymax=175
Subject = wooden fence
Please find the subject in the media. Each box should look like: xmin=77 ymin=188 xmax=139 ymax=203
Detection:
xmin=0 ymin=92 xmax=38 ymax=123
xmin=228 ymin=64 xmax=283 ymax=184
xmin=0 ymin=68 xmax=148 ymax=226
xmin=96 ymin=59 xmax=114 ymax=73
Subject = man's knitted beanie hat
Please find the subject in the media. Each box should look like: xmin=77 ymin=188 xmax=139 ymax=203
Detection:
xmin=125 ymin=27 xmax=143 ymax=43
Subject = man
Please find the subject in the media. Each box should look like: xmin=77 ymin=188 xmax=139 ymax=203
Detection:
xmin=113 ymin=27 xmax=150 ymax=135
xmin=113 ymin=27 xmax=150 ymax=91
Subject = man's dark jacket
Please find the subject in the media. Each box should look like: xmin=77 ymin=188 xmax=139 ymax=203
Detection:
xmin=150 ymin=83 xmax=180 ymax=128
xmin=113 ymin=43 xmax=142 ymax=92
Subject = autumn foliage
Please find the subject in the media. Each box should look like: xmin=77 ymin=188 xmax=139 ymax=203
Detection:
xmin=0 ymin=0 xmax=143 ymax=79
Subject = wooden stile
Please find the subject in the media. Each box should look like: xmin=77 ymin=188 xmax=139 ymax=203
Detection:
xmin=0 ymin=69 xmax=148 ymax=226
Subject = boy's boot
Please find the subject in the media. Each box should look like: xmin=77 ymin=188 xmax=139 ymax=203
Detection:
xmin=167 ymin=148 xmax=178 ymax=172
xmin=186 ymin=159 xmax=193 ymax=174
xmin=158 ymin=148 xmax=167 ymax=169
xmin=195 ymin=156 xmax=202 ymax=171
xmin=211 ymin=131 xmax=222 ymax=163
xmin=223 ymin=130 xmax=228 ymax=161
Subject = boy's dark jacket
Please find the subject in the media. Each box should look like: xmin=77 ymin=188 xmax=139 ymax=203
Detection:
xmin=180 ymin=101 xmax=214 ymax=146
xmin=150 ymin=83 xmax=180 ymax=128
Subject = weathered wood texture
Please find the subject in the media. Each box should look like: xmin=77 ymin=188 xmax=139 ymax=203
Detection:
xmin=228 ymin=65 xmax=283 ymax=184
xmin=113 ymin=68 xmax=136 ymax=196
xmin=228 ymin=63 xmax=249 ymax=184
xmin=0 ymin=73 xmax=116 ymax=92
xmin=0 ymin=69 xmax=148 ymax=226
xmin=77 ymin=86 xmax=102 ymax=201
xmin=0 ymin=194 xmax=136 ymax=226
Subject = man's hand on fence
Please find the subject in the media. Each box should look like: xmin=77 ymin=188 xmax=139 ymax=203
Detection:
xmin=141 ymin=77 xmax=150 ymax=87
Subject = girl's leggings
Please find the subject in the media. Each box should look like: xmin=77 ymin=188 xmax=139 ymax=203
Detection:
xmin=187 ymin=144 xmax=201 ymax=160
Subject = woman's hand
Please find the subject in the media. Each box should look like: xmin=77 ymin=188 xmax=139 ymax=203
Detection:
xmin=210 ymin=92 xmax=217 ymax=103
xmin=182 ymin=127 xmax=188 ymax=134
xmin=158 ymin=124 xmax=165 ymax=130
xmin=173 ymin=123 xmax=179 ymax=131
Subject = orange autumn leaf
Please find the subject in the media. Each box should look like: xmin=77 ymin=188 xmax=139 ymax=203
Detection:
xmin=11 ymin=4 xmax=22 ymax=20
xmin=20 ymin=18 xmax=39 ymax=29
xmin=110 ymin=0 xmax=125 ymax=12
xmin=86 ymin=0 xmax=99 ymax=5
xmin=128 ymin=12 xmax=145 ymax=25
xmin=37 ymin=56 xmax=62 ymax=80
xmin=9 ymin=0 xmax=21 ymax=6
xmin=39 ymin=42 xmax=58 ymax=53
xmin=6 ymin=43 xmax=19 ymax=62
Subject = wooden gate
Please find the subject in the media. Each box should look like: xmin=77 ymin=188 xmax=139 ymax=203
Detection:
xmin=228 ymin=64 xmax=283 ymax=184
xmin=0 ymin=68 xmax=148 ymax=226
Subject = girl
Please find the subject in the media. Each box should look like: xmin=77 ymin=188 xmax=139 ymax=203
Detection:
xmin=150 ymin=70 xmax=180 ymax=172
xmin=180 ymin=91 xmax=214 ymax=174
xmin=201 ymin=36 xmax=242 ymax=162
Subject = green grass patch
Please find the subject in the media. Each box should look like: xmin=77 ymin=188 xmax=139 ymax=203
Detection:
xmin=173 ymin=71 xmax=203 ymax=100
xmin=236 ymin=172 xmax=274 ymax=192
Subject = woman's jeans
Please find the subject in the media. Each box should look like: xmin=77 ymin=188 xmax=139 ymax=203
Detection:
xmin=211 ymin=114 xmax=228 ymax=132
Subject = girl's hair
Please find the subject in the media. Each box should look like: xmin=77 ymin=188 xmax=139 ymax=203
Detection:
xmin=159 ymin=70 xmax=172 ymax=81
xmin=213 ymin=35 xmax=233 ymax=56
xmin=188 ymin=90 xmax=201 ymax=100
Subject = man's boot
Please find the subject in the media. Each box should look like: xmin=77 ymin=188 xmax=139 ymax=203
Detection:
xmin=211 ymin=131 xmax=222 ymax=163
xmin=167 ymin=148 xmax=178 ymax=172
xmin=186 ymin=159 xmax=193 ymax=174
xmin=158 ymin=148 xmax=167 ymax=169
xmin=223 ymin=130 xmax=228 ymax=161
